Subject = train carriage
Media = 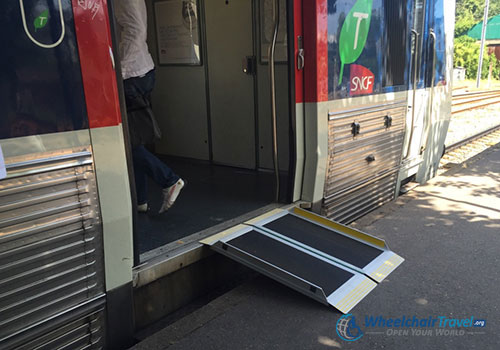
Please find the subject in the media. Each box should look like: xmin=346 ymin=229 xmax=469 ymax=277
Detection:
xmin=0 ymin=0 xmax=455 ymax=348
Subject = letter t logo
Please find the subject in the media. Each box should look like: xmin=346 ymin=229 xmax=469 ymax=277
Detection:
xmin=352 ymin=12 xmax=369 ymax=49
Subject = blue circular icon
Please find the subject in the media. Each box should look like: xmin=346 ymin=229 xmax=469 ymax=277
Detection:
xmin=336 ymin=314 xmax=364 ymax=341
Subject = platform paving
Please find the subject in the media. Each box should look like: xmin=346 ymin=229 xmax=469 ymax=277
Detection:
xmin=130 ymin=142 xmax=500 ymax=350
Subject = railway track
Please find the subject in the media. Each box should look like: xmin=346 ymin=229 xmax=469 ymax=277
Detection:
xmin=446 ymin=123 xmax=500 ymax=152
xmin=441 ymin=124 xmax=500 ymax=171
xmin=440 ymin=90 xmax=500 ymax=168
xmin=451 ymin=89 xmax=500 ymax=114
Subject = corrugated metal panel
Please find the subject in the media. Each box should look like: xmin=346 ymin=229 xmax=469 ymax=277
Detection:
xmin=16 ymin=307 xmax=105 ymax=350
xmin=324 ymin=171 xmax=398 ymax=223
xmin=0 ymin=150 xmax=105 ymax=349
xmin=323 ymin=101 xmax=406 ymax=223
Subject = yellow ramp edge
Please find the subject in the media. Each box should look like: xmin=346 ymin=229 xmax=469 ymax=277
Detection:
xmin=244 ymin=208 xmax=285 ymax=225
xmin=369 ymin=254 xmax=405 ymax=283
xmin=292 ymin=207 xmax=387 ymax=249
xmin=200 ymin=224 xmax=248 ymax=246
xmin=334 ymin=278 xmax=378 ymax=314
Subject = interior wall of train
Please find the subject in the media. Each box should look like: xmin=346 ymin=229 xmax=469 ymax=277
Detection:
xmin=145 ymin=0 xmax=291 ymax=170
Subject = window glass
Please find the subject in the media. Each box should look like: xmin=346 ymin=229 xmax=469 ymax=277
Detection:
xmin=383 ymin=1 xmax=408 ymax=87
xmin=0 ymin=0 xmax=88 ymax=140
xmin=328 ymin=0 xmax=411 ymax=99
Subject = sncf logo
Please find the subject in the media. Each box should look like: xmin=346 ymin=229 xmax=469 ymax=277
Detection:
xmin=350 ymin=64 xmax=374 ymax=96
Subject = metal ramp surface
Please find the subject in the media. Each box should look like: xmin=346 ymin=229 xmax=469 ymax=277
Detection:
xmin=201 ymin=207 xmax=403 ymax=314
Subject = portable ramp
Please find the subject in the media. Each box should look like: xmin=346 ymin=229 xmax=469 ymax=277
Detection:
xmin=201 ymin=207 xmax=403 ymax=314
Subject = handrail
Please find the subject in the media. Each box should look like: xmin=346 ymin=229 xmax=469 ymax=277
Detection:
xmin=420 ymin=29 xmax=437 ymax=154
xmin=269 ymin=0 xmax=280 ymax=202
xmin=404 ymin=29 xmax=420 ymax=160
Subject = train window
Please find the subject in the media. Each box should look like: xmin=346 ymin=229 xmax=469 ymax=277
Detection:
xmin=383 ymin=0 xmax=408 ymax=87
xmin=328 ymin=0 xmax=411 ymax=99
xmin=410 ymin=0 xmax=426 ymax=86
xmin=0 ymin=3 xmax=88 ymax=140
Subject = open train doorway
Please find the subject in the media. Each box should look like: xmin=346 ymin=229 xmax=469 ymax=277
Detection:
xmin=112 ymin=0 xmax=294 ymax=260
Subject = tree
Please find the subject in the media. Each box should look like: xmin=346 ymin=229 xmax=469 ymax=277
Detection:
xmin=455 ymin=0 xmax=500 ymax=37
xmin=454 ymin=36 xmax=500 ymax=79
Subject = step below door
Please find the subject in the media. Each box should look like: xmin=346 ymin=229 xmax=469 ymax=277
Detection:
xmin=201 ymin=207 xmax=403 ymax=314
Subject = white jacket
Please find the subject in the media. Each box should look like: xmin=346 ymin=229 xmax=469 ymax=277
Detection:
xmin=114 ymin=0 xmax=155 ymax=79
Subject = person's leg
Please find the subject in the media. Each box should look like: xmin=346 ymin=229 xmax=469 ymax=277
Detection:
xmin=133 ymin=145 xmax=179 ymax=189
xmin=128 ymin=71 xmax=184 ymax=212
xmin=132 ymin=146 xmax=149 ymax=207
xmin=132 ymin=145 xmax=184 ymax=213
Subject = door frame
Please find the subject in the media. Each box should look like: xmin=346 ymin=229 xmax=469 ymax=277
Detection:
xmin=403 ymin=0 xmax=431 ymax=164
xmin=285 ymin=0 xmax=300 ymax=203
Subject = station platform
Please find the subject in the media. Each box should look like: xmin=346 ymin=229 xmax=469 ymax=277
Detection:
xmin=130 ymin=142 xmax=500 ymax=350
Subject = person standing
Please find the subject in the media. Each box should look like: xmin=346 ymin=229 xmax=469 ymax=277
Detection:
xmin=114 ymin=0 xmax=184 ymax=213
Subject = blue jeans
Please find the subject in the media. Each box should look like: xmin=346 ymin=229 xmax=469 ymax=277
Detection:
xmin=124 ymin=70 xmax=179 ymax=204
xmin=123 ymin=70 xmax=155 ymax=107
xmin=132 ymin=145 xmax=179 ymax=205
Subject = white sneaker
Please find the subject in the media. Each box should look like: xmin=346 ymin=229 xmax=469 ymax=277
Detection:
xmin=137 ymin=203 xmax=149 ymax=213
xmin=159 ymin=179 xmax=185 ymax=213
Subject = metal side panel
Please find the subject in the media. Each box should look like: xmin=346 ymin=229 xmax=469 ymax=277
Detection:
xmin=201 ymin=208 xmax=404 ymax=313
xmin=323 ymin=170 xmax=399 ymax=224
xmin=1 ymin=298 xmax=106 ymax=350
xmin=324 ymin=100 xmax=406 ymax=223
xmin=0 ymin=148 xmax=105 ymax=348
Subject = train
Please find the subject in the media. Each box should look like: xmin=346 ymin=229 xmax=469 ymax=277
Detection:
xmin=0 ymin=0 xmax=455 ymax=348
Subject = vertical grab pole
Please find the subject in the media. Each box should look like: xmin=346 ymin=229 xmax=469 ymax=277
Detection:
xmin=269 ymin=0 xmax=280 ymax=202
xmin=476 ymin=0 xmax=490 ymax=88
xmin=404 ymin=29 xmax=420 ymax=160
xmin=420 ymin=29 xmax=436 ymax=154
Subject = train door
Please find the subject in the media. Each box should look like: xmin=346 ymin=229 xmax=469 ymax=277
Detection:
xmin=205 ymin=0 xmax=256 ymax=168
xmin=1 ymin=1 xmax=135 ymax=349
xmin=402 ymin=0 xmax=432 ymax=172
xmin=401 ymin=0 xmax=452 ymax=185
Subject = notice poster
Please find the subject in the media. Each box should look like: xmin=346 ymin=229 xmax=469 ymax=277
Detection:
xmin=154 ymin=0 xmax=201 ymax=65
xmin=0 ymin=146 xmax=6 ymax=179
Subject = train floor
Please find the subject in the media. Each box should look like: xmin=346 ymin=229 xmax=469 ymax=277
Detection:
xmin=130 ymin=142 xmax=500 ymax=349
xmin=136 ymin=155 xmax=284 ymax=255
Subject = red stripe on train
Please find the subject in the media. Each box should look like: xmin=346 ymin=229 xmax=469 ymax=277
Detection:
xmin=72 ymin=0 xmax=122 ymax=128
xmin=294 ymin=0 xmax=304 ymax=104
xmin=304 ymin=0 xmax=328 ymax=103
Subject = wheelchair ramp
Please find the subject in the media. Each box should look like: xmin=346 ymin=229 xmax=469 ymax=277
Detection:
xmin=201 ymin=207 xmax=403 ymax=314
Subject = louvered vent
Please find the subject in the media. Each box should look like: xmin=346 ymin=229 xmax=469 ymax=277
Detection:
xmin=0 ymin=150 xmax=105 ymax=349
xmin=323 ymin=101 xmax=406 ymax=223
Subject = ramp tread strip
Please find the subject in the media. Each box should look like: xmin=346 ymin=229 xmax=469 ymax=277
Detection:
xmin=262 ymin=214 xmax=383 ymax=270
xmin=370 ymin=254 xmax=403 ymax=280
xmin=227 ymin=230 xmax=354 ymax=295
xmin=252 ymin=224 xmax=365 ymax=275
xmin=292 ymin=207 xmax=386 ymax=249
xmin=337 ymin=279 xmax=375 ymax=313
